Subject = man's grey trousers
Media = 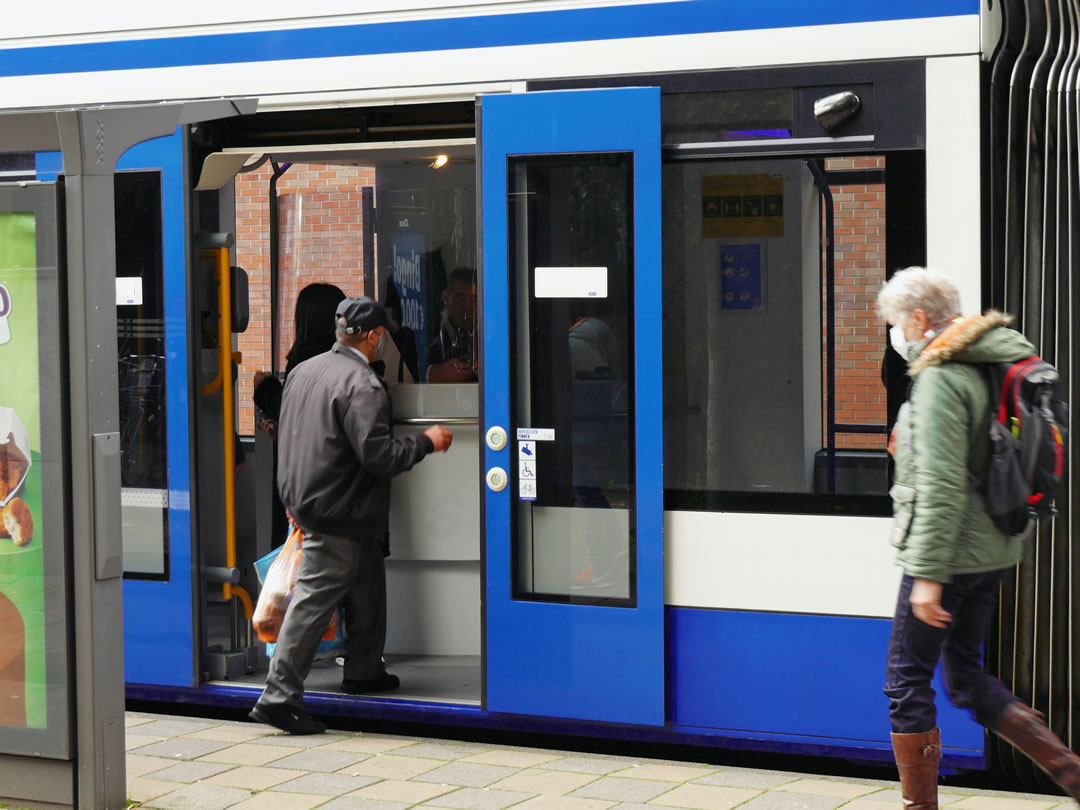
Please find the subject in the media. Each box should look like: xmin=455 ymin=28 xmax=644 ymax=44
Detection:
xmin=258 ymin=530 xmax=387 ymax=711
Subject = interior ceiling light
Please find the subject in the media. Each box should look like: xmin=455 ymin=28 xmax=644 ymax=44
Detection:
xmin=430 ymin=154 xmax=449 ymax=169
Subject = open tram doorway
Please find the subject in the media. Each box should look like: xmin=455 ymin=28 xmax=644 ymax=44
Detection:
xmin=189 ymin=103 xmax=483 ymax=706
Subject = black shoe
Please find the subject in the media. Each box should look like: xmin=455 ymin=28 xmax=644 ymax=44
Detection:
xmin=341 ymin=672 xmax=400 ymax=694
xmin=248 ymin=702 xmax=326 ymax=735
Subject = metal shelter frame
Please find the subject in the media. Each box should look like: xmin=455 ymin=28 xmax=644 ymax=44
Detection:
xmin=0 ymin=98 xmax=255 ymax=810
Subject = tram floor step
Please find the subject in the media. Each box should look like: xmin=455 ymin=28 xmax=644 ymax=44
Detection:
xmin=204 ymin=647 xmax=259 ymax=681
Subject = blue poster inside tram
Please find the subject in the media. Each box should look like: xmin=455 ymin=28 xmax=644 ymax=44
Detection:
xmin=391 ymin=228 xmax=428 ymax=376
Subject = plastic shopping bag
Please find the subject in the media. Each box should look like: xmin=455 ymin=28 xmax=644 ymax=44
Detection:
xmin=252 ymin=524 xmax=303 ymax=643
xmin=265 ymin=608 xmax=346 ymax=662
xmin=252 ymin=525 xmax=342 ymax=651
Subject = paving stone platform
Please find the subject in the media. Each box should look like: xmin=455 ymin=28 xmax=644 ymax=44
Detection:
xmin=116 ymin=712 xmax=1072 ymax=810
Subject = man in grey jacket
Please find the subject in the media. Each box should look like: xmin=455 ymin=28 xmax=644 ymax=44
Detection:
xmin=250 ymin=296 xmax=453 ymax=735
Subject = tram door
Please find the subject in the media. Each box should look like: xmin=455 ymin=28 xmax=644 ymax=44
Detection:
xmin=479 ymin=88 xmax=664 ymax=724
xmin=112 ymin=133 xmax=198 ymax=687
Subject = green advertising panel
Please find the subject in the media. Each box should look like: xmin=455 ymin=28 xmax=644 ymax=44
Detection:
xmin=0 ymin=184 xmax=69 ymax=759
xmin=0 ymin=212 xmax=44 ymax=729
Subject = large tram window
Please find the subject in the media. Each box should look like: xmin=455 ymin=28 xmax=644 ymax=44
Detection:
xmin=116 ymin=171 xmax=170 ymax=578
xmin=507 ymin=153 xmax=636 ymax=604
xmin=235 ymin=162 xmax=378 ymax=435
xmin=234 ymin=159 xmax=478 ymax=435
xmin=663 ymin=153 xmax=924 ymax=515
xmin=377 ymin=163 xmax=477 ymax=383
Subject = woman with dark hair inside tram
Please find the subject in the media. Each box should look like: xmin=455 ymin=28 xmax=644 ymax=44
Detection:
xmin=253 ymin=283 xmax=348 ymax=424
xmin=253 ymin=282 xmax=347 ymax=544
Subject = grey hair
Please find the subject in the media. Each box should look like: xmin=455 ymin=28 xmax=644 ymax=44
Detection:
xmin=876 ymin=266 xmax=962 ymax=329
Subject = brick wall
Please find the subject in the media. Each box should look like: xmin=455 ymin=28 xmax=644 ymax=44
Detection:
xmin=235 ymin=163 xmax=375 ymax=433
xmin=824 ymin=156 xmax=888 ymax=450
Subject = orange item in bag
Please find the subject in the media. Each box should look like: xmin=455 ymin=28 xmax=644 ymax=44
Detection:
xmin=252 ymin=525 xmax=338 ymax=643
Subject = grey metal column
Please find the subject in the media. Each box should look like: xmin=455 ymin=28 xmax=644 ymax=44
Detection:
xmin=57 ymin=110 xmax=129 ymax=810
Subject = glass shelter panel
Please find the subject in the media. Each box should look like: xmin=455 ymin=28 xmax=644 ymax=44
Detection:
xmin=507 ymin=153 xmax=636 ymax=603
xmin=0 ymin=182 xmax=71 ymax=756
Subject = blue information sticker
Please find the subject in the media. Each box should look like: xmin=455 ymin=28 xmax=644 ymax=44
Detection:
xmin=720 ymin=244 xmax=764 ymax=311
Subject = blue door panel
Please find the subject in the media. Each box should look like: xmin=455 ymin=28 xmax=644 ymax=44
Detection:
xmin=117 ymin=130 xmax=195 ymax=686
xmin=481 ymin=88 xmax=664 ymax=726
xmin=39 ymin=134 xmax=194 ymax=686
xmin=668 ymin=608 xmax=984 ymax=752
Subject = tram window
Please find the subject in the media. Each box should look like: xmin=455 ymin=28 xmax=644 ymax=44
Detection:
xmin=235 ymin=162 xmax=378 ymax=434
xmin=377 ymin=165 xmax=478 ymax=384
xmin=662 ymin=89 xmax=793 ymax=144
xmin=235 ymin=159 xmax=477 ymax=435
xmin=507 ymin=153 xmax=636 ymax=605
xmin=663 ymin=153 xmax=922 ymax=515
xmin=0 ymin=153 xmax=35 ymax=181
xmin=115 ymin=171 xmax=170 ymax=578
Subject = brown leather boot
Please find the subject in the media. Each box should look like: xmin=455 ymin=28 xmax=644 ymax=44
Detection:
xmin=994 ymin=701 xmax=1080 ymax=802
xmin=891 ymin=728 xmax=941 ymax=809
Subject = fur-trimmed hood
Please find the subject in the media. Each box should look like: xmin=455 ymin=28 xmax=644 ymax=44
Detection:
xmin=908 ymin=310 xmax=1035 ymax=376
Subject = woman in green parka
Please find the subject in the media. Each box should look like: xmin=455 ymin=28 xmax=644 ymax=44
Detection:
xmin=878 ymin=267 xmax=1080 ymax=809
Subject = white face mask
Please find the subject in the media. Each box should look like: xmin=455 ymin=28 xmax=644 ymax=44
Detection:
xmin=890 ymin=324 xmax=914 ymax=359
xmin=376 ymin=331 xmax=389 ymax=360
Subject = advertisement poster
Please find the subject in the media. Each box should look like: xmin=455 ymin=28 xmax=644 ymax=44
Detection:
xmin=702 ymin=174 xmax=784 ymax=238
xmin=0 ymin=212 xmax=45 ymax=729
xmin=391 ymin=228 xmax=428 ymax=375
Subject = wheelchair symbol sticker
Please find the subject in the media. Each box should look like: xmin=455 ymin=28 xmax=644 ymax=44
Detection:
xmin=519 ymin=460 xmax=536 ymax=479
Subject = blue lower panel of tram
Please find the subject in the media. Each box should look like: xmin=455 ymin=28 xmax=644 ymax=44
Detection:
xmin=127 ymin=606 xmax=985 ymax=769
xmin=667 ymin=607 xmax=984 ymax=763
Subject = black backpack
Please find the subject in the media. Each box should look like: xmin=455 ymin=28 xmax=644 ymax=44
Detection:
xmin=979 ymin=358 xmax=1068 ymax=538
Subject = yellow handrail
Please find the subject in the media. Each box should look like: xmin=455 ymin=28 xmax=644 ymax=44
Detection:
xmin=200 ymin=248 xmax=244 ymax=613
xmin=232 ymin=585 xmax=254 ymax=622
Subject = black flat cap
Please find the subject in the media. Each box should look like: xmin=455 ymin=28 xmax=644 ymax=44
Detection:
xmin=335 ymin=296 xmax=396 ymax=335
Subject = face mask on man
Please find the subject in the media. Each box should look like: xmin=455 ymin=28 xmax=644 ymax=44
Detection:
xmin=376 ymin=331 xmax=389 ymax=360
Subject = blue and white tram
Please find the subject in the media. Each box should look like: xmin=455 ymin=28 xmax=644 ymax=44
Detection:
xmin=0 ymin=0 xmax=1072 ymax=779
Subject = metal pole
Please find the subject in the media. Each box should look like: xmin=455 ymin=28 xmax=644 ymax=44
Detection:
xmin=362 ymin=186 xmax=376 ymax=299
xmin=57 ymin=111 xmax=127 ymax=810
xmin=806 ymin=159 xmax=837 ymax=493
xmin=269 ymin=161 xmax=291 ymax=376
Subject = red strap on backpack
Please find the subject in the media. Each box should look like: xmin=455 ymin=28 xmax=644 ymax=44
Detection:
xmin=998 ymin=357 xmax=1040 ymax=425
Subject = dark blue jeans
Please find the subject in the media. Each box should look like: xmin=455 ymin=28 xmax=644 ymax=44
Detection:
xmin=884 ymin=570 xmax=1017 ymax=733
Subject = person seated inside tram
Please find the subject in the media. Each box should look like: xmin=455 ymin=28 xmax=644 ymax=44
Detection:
xmin=427 ymin=268 xmax=478 ymax=382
